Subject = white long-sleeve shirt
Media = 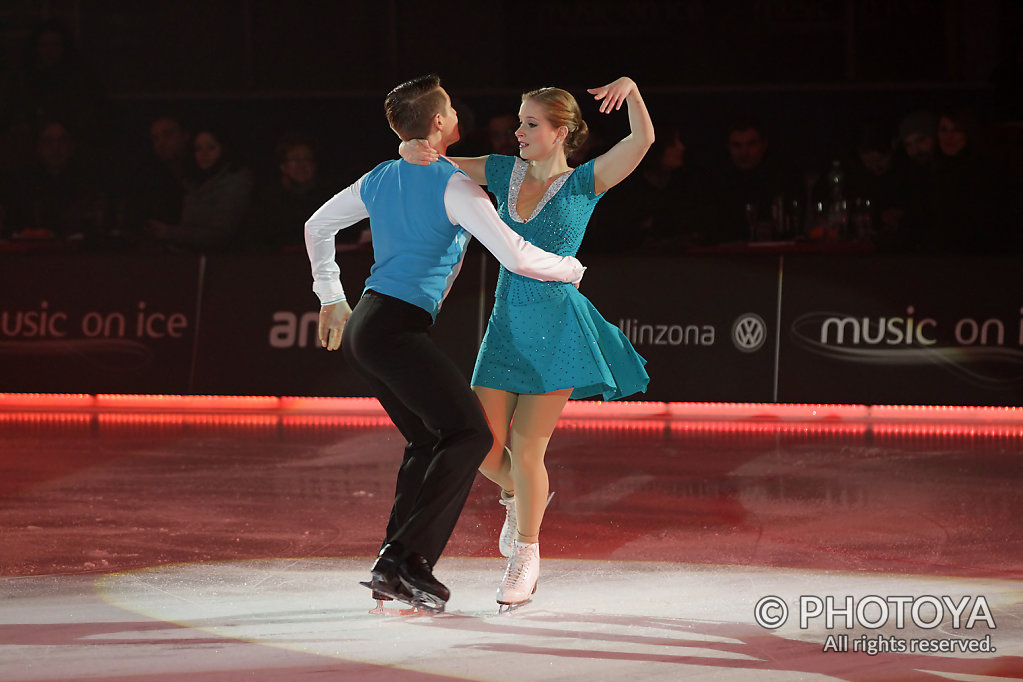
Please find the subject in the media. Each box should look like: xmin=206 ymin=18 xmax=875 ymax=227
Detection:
xmin=305 ymin=160 xmax=585 ymax=309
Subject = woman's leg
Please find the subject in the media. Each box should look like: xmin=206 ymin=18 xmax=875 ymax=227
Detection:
xmin=507 ymin=388 xmax=572 ymax=543
xmin=472 ymin=386 xmax=518 ymax=493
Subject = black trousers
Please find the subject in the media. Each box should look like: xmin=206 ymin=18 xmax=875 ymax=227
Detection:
xmin=342 ymin=290 xmax=493 ymax=568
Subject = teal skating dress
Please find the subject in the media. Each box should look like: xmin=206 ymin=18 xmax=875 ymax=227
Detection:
xmin=470 ymin=155 xmax=649 ymax=400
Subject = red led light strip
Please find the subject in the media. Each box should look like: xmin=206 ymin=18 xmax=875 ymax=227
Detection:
xmin=0 ymin=394 xmax=1020 ymax=433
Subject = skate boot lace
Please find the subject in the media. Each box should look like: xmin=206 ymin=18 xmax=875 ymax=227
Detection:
xmin=502 ymin=543 xmax=538 ymax=589
xmin=499 ymin=496 xmax=517 ymax=554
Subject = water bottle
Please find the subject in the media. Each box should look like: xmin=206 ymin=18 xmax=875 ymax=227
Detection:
xmin=825 ymin=160 xmax=848 ymax=240
xmin=851 ymin=197 xmax=873 ymax=241
xmin=787 ymin=199 xmax=801 ymax=236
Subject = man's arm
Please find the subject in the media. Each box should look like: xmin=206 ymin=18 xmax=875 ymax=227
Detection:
xmin=444 ymin=173 xmax=585 ymax=284
xmin=304 ymin=176 xmax=371 ymax=305
xmin=304 ymin=176 xmax=369 ymax=351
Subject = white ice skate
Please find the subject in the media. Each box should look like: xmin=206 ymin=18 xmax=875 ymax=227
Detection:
xmin=497 ymin=540 xmax=540 ymax=613
xmin=499 ymin=491 xmax=554 ymax=558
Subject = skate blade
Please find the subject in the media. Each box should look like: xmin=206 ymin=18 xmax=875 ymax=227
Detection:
xmin=497 ymin=598 xmax=532 ymax=614
xmin=361 ymin=581 xmax=436 ymax=616
xmin=406 ymin=587 xmax=446 ymax=614
xmin=360 ymin=580 xmax=412 ymax=605
xmin=369 ymin=599 xmax=424 ymax=616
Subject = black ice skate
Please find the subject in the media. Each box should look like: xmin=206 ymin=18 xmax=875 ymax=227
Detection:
xmin=396 ymin=553 xmax=449 ymax=613
xmin=359 ymin=542 xmax=422 ymax=615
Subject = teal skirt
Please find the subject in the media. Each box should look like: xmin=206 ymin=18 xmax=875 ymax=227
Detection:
xmin=471 ymin=287 xmax=649 ymax=401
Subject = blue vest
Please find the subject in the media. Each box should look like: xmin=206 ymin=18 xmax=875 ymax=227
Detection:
xmin=360 ymin=158 xmax=469 ymax=320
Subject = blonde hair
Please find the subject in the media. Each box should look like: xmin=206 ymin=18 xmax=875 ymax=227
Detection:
xmin=522 ymin=87 xmax=589 ymax=158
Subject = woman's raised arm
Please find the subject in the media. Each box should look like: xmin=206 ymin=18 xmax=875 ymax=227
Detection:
xmin=590 ymin=77 xmax=655 ymax=195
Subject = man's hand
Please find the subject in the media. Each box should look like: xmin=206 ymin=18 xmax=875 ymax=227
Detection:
xmin=318 ymin=301 xmax=353 ymax=351
xmin=573 ymin=266 xmax=585 ymax=289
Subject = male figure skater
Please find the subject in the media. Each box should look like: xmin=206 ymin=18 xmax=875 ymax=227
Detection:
xmin=304 ymin=74 xmax=585 ymax=612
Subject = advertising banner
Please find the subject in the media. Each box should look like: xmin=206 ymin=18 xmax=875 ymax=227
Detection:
xmin=778 ymin=256 xmax=1023 ymax=406
xmin=6 ymin=251 xmax=1020 ymax=405
xmin=0 ymin=253 xmax=201 ymax=394
xmin=579 ymin=255 xmax=780 ymax=403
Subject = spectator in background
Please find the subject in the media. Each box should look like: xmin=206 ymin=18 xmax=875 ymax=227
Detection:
xmin=1 ymin=118 xmax=107 ymax=242
xmin=632 ymin=126 xmax=710 ymax=250
xmin=887 ymin=107 xmax=1015 ymax=254
xmin=881 ymin=110 xmax=938 ymax=252
xmin=937 ymin=107 xmax=975 ymax=159
xmin=899 ymin=110 xmax=938 ymax=169
xmin=124 ymin=113 xmax=193 ymax=239
xmin=931 ymin=106 xmax=1016 ymax=253
xmin=243 ymin=131 xmax=367 ymax=253
xmin=144 ymin=124 xmax=253 ymax=253
xmin=8 ymin=19 xmax=112 ymax=148
xmin=584 ymin=124 xmax=709 ymax=254
xmin=846 ymin=121 xmax=898 ymax=198
xmin=706 ymin=116 xmax=796 ymax=244
xmin=450 ymin=95 xmax=481 ymax=155
xmin=486 ymin=113 xmax=520 ymax=156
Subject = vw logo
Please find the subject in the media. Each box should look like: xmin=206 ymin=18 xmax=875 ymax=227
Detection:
xmin=732 ymin=313 xmax=767 ymax=352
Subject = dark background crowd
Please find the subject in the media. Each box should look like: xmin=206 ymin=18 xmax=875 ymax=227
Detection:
xmin=1 ymin=0 xmax=1022 ymax=257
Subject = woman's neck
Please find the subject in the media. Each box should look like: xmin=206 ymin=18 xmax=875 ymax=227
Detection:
xmin=526 ymin=153 xmax=569 ymax=182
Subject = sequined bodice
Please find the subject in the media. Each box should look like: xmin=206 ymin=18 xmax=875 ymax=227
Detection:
xmin=486 ymin=155 xmax=602 ymax=305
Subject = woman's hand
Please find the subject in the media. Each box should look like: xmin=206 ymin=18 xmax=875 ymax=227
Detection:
xmin=398 ymin=139 xmax=439 ymax=165
xmin=587 ymin=77 xmax=637 ymax=114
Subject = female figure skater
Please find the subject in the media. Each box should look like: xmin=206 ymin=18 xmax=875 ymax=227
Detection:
xmin=401 ymin=76 xmax=653 ymax=608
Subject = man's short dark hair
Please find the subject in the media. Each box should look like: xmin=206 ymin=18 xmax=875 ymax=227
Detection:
xmin=274 ymin=131 xmax=317 ymax=166
xmin=385 ymin=74 xmax=447 ymax=140
xmin=727 ymin=117 xmax=766 ymax=139
xmin=898 ymin=110 xmax=937 ymax=143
